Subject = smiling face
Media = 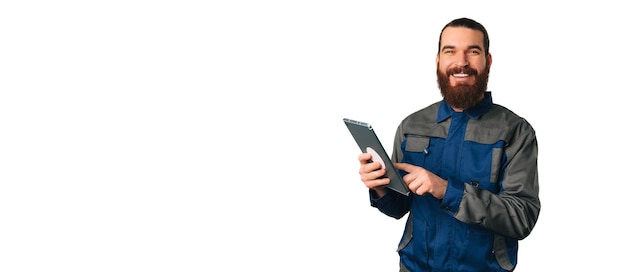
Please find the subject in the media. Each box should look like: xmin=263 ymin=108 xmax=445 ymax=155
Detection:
xmin=436 ymin=26 xmax=492 ymax=111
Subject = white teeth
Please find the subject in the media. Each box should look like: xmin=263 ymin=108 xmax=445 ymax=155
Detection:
xmin=453 ymin=73 xmax=469 ymax=77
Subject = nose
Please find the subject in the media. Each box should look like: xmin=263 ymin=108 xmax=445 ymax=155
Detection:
xmin=456 ymin=57 xmax=468 ymax=67
xmin=454 ymin=53 xmax=468 ymax=67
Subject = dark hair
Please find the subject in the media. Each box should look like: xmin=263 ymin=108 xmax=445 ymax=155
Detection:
xmin=438 ymin=18 xmax=490 ymax=55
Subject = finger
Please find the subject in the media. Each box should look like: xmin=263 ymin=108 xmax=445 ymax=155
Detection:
xmin=405 ymin=175 xmax=424 ymax=194
xmin=361 ymin=167 xmax=386 ymax=181
xmin=394 ymin=162 xmax=417 ymax=172
xmin=360 ymin=161 xmax=383 ymax=174
xmin=402 ymin=171 xmax=416 ymax=186
xmin=364 ymin=177 xmax=390 ymax=189
xmin=414 ymin=184 xmax=428 ymax=195
xmin=358 ymin=152 xmax=372 ymax=164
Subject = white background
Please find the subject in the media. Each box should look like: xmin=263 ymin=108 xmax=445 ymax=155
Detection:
xmin=1 ymin=1 xmax=623 ymax=271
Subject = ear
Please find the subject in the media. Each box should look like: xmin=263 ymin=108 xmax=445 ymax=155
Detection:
xmin=486 ymin=53 xmax=493 ymax=72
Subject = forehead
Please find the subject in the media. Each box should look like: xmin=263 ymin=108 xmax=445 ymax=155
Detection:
xmin=440 ymin=27 xmax=484 ymax=50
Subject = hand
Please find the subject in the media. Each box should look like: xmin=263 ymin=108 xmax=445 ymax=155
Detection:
xmin=394 ymin=163 xmax=447 ymax=199
xmin=358 ymin=153 xmax=389 ymax=197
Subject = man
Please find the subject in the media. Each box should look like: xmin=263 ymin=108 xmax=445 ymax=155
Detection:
xmin=357 ymin=18 xmax=540 ymax=271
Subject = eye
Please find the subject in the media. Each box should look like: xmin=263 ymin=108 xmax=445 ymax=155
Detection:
xmin=469 ymin=49 xmax=481 ymax=55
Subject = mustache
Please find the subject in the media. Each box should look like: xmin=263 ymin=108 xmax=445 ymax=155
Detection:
xmin=447 ymin=67 xmax=478 ymax=76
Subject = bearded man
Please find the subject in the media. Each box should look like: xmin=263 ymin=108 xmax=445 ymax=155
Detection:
xmin=355 ymin=17 xmax=540 ymax=272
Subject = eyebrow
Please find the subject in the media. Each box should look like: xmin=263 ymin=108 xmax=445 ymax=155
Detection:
xmin=440 ymin=45 xmax=483 ymax=52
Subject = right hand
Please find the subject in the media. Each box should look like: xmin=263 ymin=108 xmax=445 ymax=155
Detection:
xmin=358 ymin=153 xmax=389 ymax=197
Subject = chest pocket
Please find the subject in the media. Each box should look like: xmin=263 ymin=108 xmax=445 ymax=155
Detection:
xmin=461 ymin=142 xmax=505 ymax=193
xmin=401 ymin=135 xmax=444 ymax=173
xmin=402 ymin=135 xmax=429 ymax=165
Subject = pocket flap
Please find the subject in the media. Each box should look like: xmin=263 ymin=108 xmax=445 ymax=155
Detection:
xmin=405 ymin=136 xmax=430 ymax=152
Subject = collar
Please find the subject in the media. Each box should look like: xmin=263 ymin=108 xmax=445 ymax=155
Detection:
xmin=436 ymin=92 xmax=493 ymax=122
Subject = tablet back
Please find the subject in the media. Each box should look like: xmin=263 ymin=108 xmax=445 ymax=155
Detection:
xmin=343 ymin=118 xmax=410 ymax=196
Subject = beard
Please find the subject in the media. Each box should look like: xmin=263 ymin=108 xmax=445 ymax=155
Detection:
xmin=437 ymin=66 xmax=489 ymax=110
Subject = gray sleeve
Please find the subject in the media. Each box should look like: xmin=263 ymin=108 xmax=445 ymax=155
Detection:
xmin=455 ymin=120 xmax=541 ymax=240
xmin=391 ymin=123 xmax=405 ymax=164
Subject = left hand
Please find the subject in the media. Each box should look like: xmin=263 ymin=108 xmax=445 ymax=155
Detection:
xmin=394 ymin=163 xmax=448 ymax=199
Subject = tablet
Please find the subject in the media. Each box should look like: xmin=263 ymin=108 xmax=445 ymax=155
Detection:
xmin=343 ymin=118 xmax=410 ymax=196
